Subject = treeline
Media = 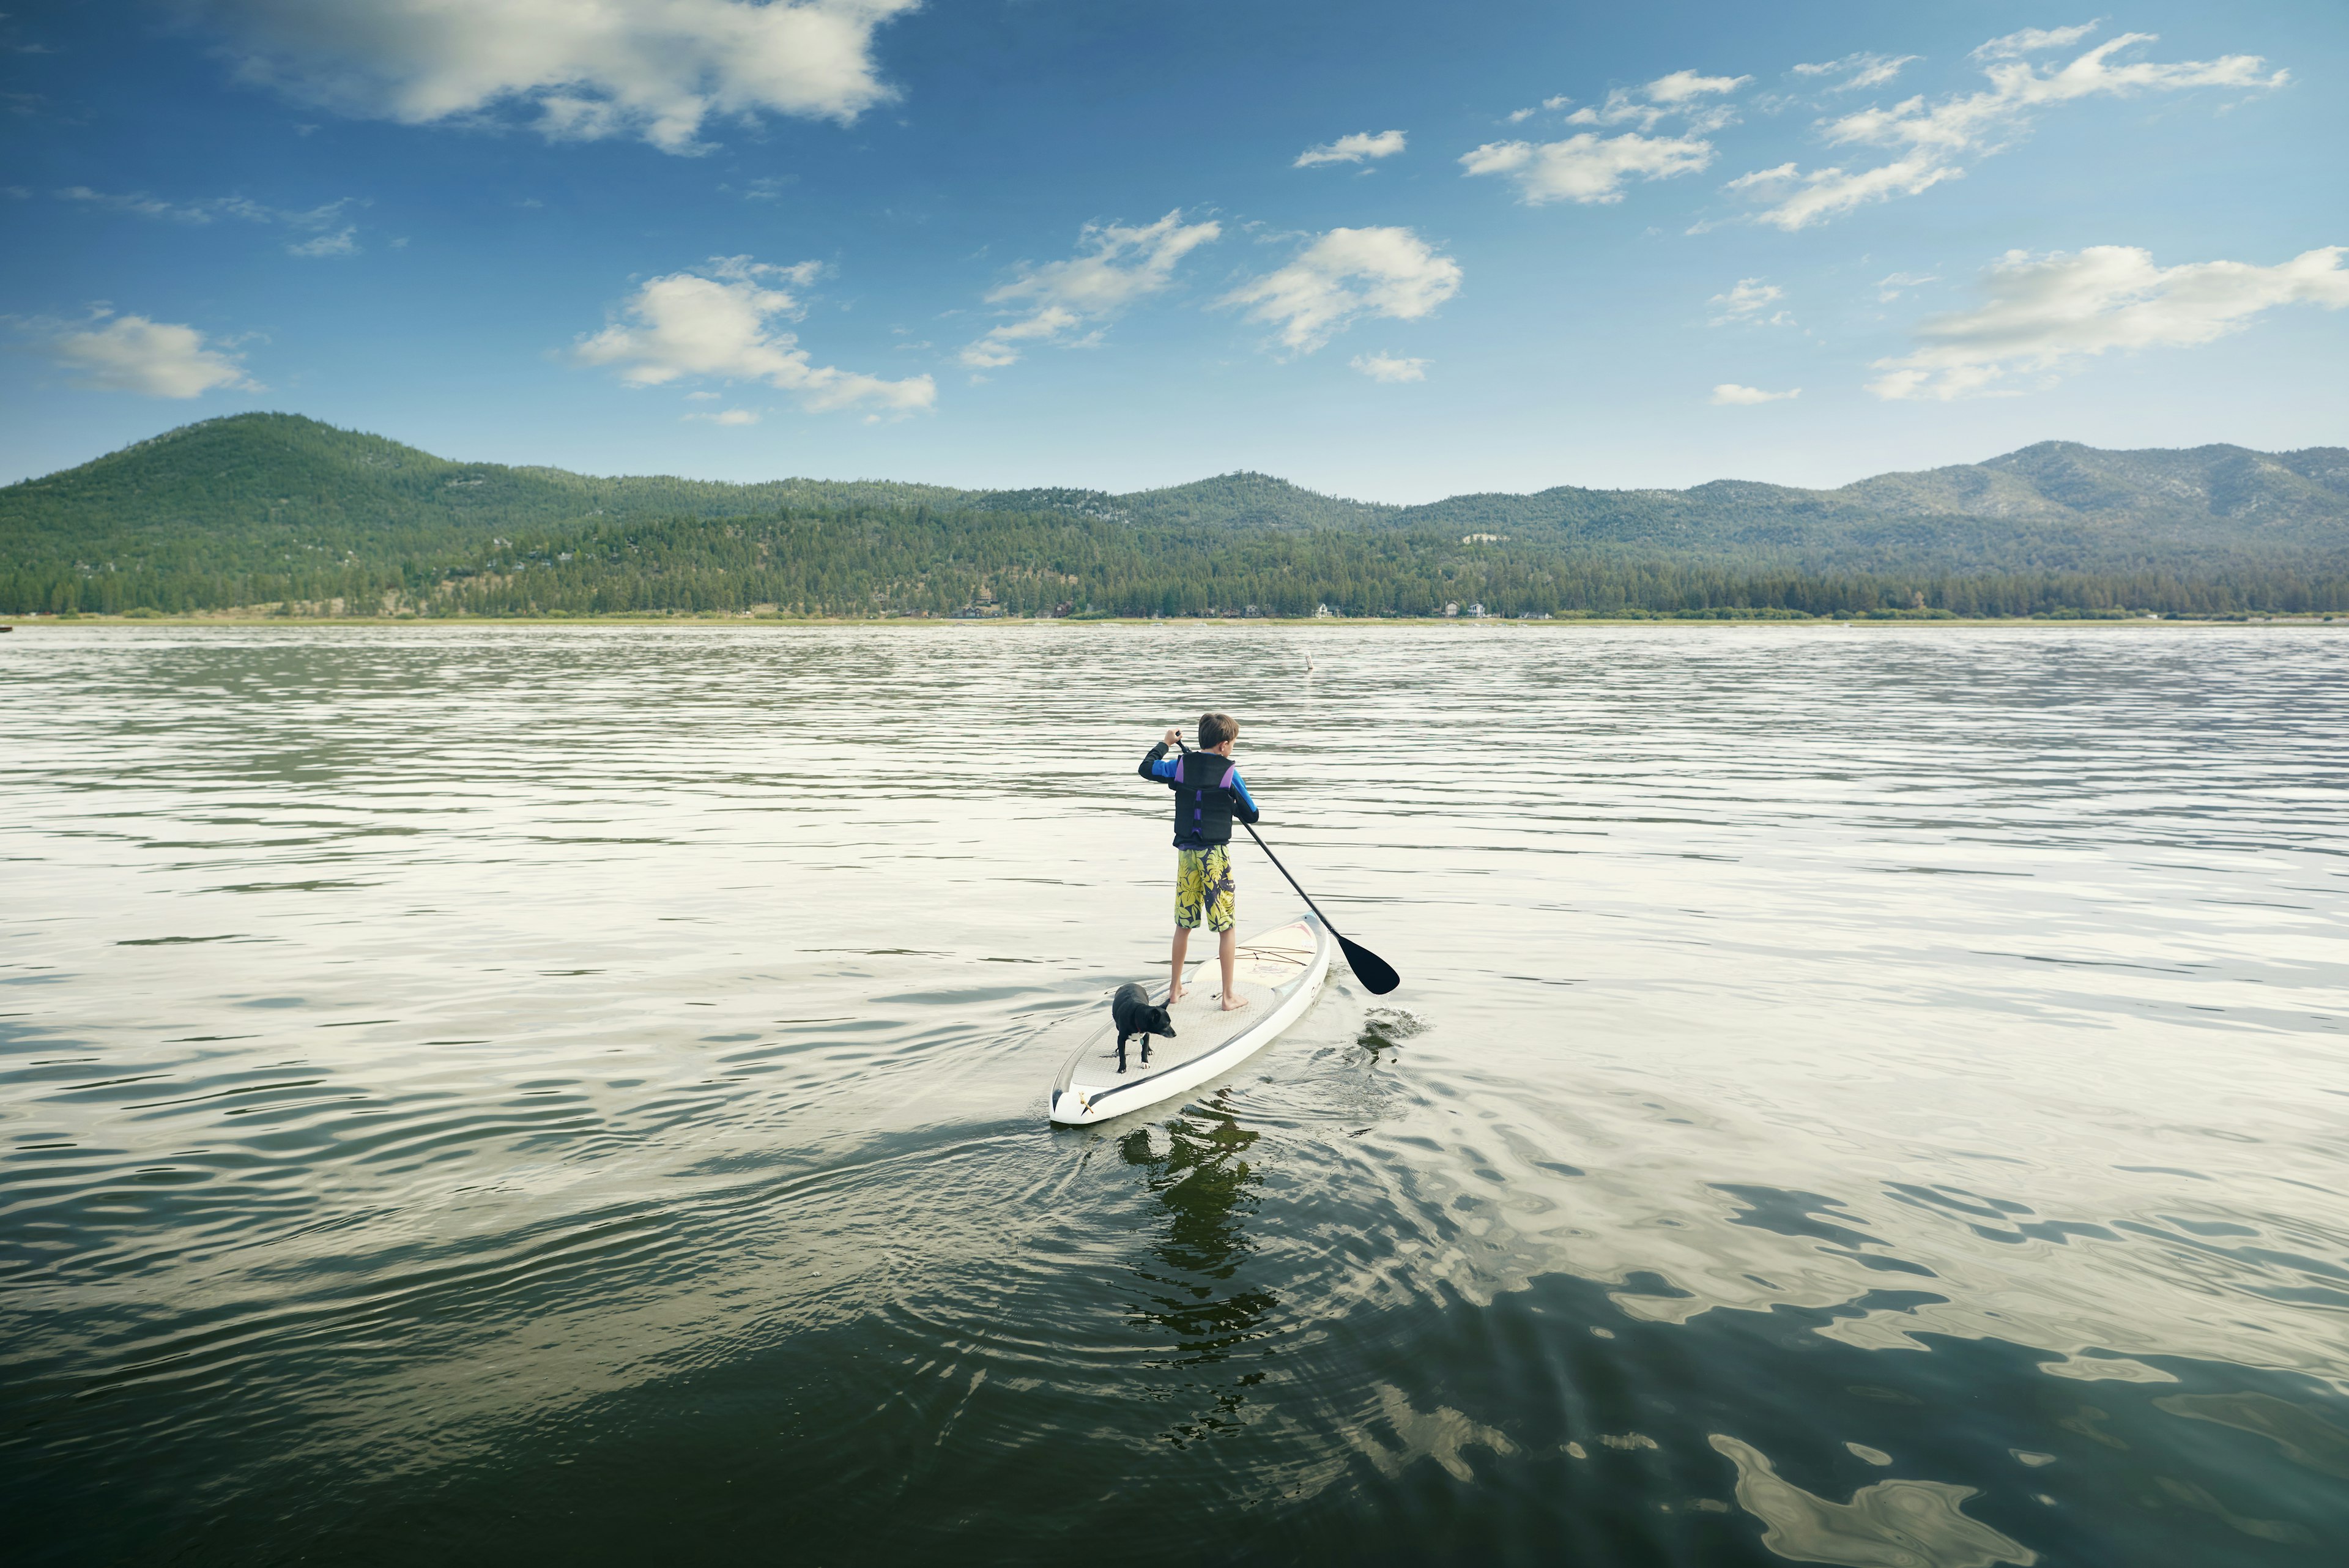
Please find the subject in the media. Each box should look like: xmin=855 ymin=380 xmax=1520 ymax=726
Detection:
xmin=9 ymin=505 xmax=2345 ymax=619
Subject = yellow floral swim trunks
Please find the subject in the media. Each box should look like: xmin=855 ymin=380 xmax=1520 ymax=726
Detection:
xmin=1174 ymin=845 xmax=1236 ymax=933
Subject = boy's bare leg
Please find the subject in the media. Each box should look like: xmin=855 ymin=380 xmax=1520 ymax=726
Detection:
xmin=1219 ymin=927 xmax=1249 ymax=1011
xmin=1169 ymin=927 xmax=1190 ymax=1003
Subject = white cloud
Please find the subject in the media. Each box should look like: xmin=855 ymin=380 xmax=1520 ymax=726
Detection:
xmin=685 ymin=407 xmax=760 ymax=425
xmin=1295 ymin=129 xmax=1406 ymax=168
xmin=1461 ymin=131 xmax=1714 ymax=204
xmin=1709 ymin=277 xmax=1791 ymax=325
xmin=1466 ymin=67 xmax=1743 ymax=203
xmin=960 ymin=305 xmax=1081 ymax=369
xmin=1351 ymin=352 xmax=1428 ymax=382
xmin=59 ymin=187 xmax=361 ymax=240
xmin=960 ymin=210 xmax=1219 ymax=369
xmin=1721 ymin=162 xmax=1797 ymax=193
xmin=43 ymin=311 xmax=258 ymax=397
xmin=1789 ymin=52 xmax=1918 ymax=91
xmin=1876 ymin=270 xmax=1939 ymax=301
xmin=576 ymin=255 xmax=932 ymax=414
xmin=1220 ymin=226 xmax=1461 ymax=354
xmin=1711 ymin=383 xmax=1799 ymax=404
xmin=1567 ymin=69 xmax=1749 ymax=130
xmin=286 ymin=225 xmax=359 ymax=258
xmin=1869 ymin=244 xmax=2349 ymax=400
xmin=1645 ymin=69 xmax=1750 ymax=104
xmin=195 ymin=0 xmax=919 ymax=154
xmin=1503 ymin=94 xmax=1574 ymax=124
xmin=1504 ymin=106 xmax=1535 ymax=125
xmin=59 ymin=186 xmax=201 ymax=221
xmin=1973 ymin=22 xmax=2103 ymax=61
xmin=1733 ymin=31 xmax=2287 ymax=231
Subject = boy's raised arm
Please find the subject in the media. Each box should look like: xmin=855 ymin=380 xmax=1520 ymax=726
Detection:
xmin=1140 ymin=729 xmax=1181 ymax=782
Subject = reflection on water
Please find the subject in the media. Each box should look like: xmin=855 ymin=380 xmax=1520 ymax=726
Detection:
xmin=1711 ymin=1435 xmax=2038 ymax=1568
xmin=2154 ymin=1392 xmax=2349 ymax=1481
xmin=1122 ymin=1109 xmax=1278 ymax=1444
xmin=1349 ymin=1384 xmax=1521 ymax=1483
xmin=2 ymin=622 xmax=2347 ymax=1566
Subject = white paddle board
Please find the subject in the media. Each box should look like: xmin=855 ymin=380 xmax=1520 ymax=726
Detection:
xmin=1048 ymin=915 xmax=1334 ymax=1126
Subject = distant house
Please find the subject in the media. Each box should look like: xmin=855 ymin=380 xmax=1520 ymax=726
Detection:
xmin=1468 ymin=602 xmax=1486 ymax=617
xmin=1315 ymin=602 xmax=1336 ymax=618
xmin=1443 ymin=602 xmax=1459 ymax=617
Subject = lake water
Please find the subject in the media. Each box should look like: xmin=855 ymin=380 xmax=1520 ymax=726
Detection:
xmin=4 ymin=622 xmax=2347 ymax=1566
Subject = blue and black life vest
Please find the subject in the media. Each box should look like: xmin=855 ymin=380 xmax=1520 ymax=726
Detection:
xmin=1169 ymin=751 xmax=1241 ymax=849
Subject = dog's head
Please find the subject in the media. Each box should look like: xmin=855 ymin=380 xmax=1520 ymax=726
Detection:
xmin=1138 ymin=1005 xmax=1176 ymax=1039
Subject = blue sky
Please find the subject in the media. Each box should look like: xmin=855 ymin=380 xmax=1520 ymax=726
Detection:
xmin=4 ymin=1 xmax=2343 ymax=499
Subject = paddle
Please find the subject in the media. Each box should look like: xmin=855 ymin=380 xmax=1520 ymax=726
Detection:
xmin=1177 ymin=738 xmax=1401 ymax=995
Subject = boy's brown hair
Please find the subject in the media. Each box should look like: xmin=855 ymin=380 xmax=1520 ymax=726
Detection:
xmin=1198 ymin=712 xmax=1239 ymax=749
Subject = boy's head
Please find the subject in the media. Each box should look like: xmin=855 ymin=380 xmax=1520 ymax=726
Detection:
xmin=1198 ymin=712 xmax=1239 ymax=750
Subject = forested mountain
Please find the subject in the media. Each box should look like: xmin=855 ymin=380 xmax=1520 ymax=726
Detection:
xmin=935 ymin=446 xmax=2349 ymax=563
xmin=1 ymin=412 xmax=968 ymax=549
xmin=3 ymin=413 xmax=2343 ymax=618
xmin=1392 ymin=445 xmax=2349 ymax=567
xmin=1842 ymin=442 xmax=2349 ymax=531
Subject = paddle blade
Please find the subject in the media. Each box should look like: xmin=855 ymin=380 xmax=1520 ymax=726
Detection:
xmin=1338 ymin=934 xmax=1401 ymax=995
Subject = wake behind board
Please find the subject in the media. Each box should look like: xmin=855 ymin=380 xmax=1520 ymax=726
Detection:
xmin=1048 ymin=915 xmax=1334 ymax=1126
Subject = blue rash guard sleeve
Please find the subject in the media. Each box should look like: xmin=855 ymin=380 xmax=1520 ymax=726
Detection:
xmin=1228 ymin=768 xmax=1261 ymax=825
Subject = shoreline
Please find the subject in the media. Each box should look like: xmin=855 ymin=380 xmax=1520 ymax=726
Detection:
xmin=5 ymin=613 xmax=2342 ymax=631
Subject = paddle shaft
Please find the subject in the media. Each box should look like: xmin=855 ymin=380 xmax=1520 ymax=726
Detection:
xmin=1237 ymin=822 xmax=1341 ymax=938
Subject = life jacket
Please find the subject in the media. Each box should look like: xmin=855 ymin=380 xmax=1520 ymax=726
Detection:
xmin=1170 ymin=751 xmax=1239 ymax=848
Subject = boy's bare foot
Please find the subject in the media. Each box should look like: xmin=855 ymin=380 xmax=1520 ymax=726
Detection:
xmin=1168 ymin=986 xmax=1186 ymax=1006
xmin=1219 ymin=993 xmax=1252 ymax=1013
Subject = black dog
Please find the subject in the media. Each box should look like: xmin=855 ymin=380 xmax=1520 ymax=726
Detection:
xmin=1111 ymin=981 xmax=1177 ymax=1072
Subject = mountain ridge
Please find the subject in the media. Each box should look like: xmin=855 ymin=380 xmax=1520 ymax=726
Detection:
xmin=12 ymin=414 xmax=2347 ymax=544
xmin=4 ymin=414 xmax=2345 ymax=619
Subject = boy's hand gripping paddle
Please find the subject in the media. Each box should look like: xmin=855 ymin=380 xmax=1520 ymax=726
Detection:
xmin=1178 ymin=738 xmax=1401 ymax=995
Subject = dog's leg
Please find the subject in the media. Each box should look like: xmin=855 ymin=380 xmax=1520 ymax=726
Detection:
xmin=1115 ymin=1032 xmax=1129 ymax=1073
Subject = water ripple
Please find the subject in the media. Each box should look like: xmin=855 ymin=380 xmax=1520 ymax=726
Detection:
xmin=2 ymin=623 xmax=2346 ymax=1565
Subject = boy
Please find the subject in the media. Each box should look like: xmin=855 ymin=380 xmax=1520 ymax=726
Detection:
xmin=1138 ymin=712 xmax=1261 ymax=1011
